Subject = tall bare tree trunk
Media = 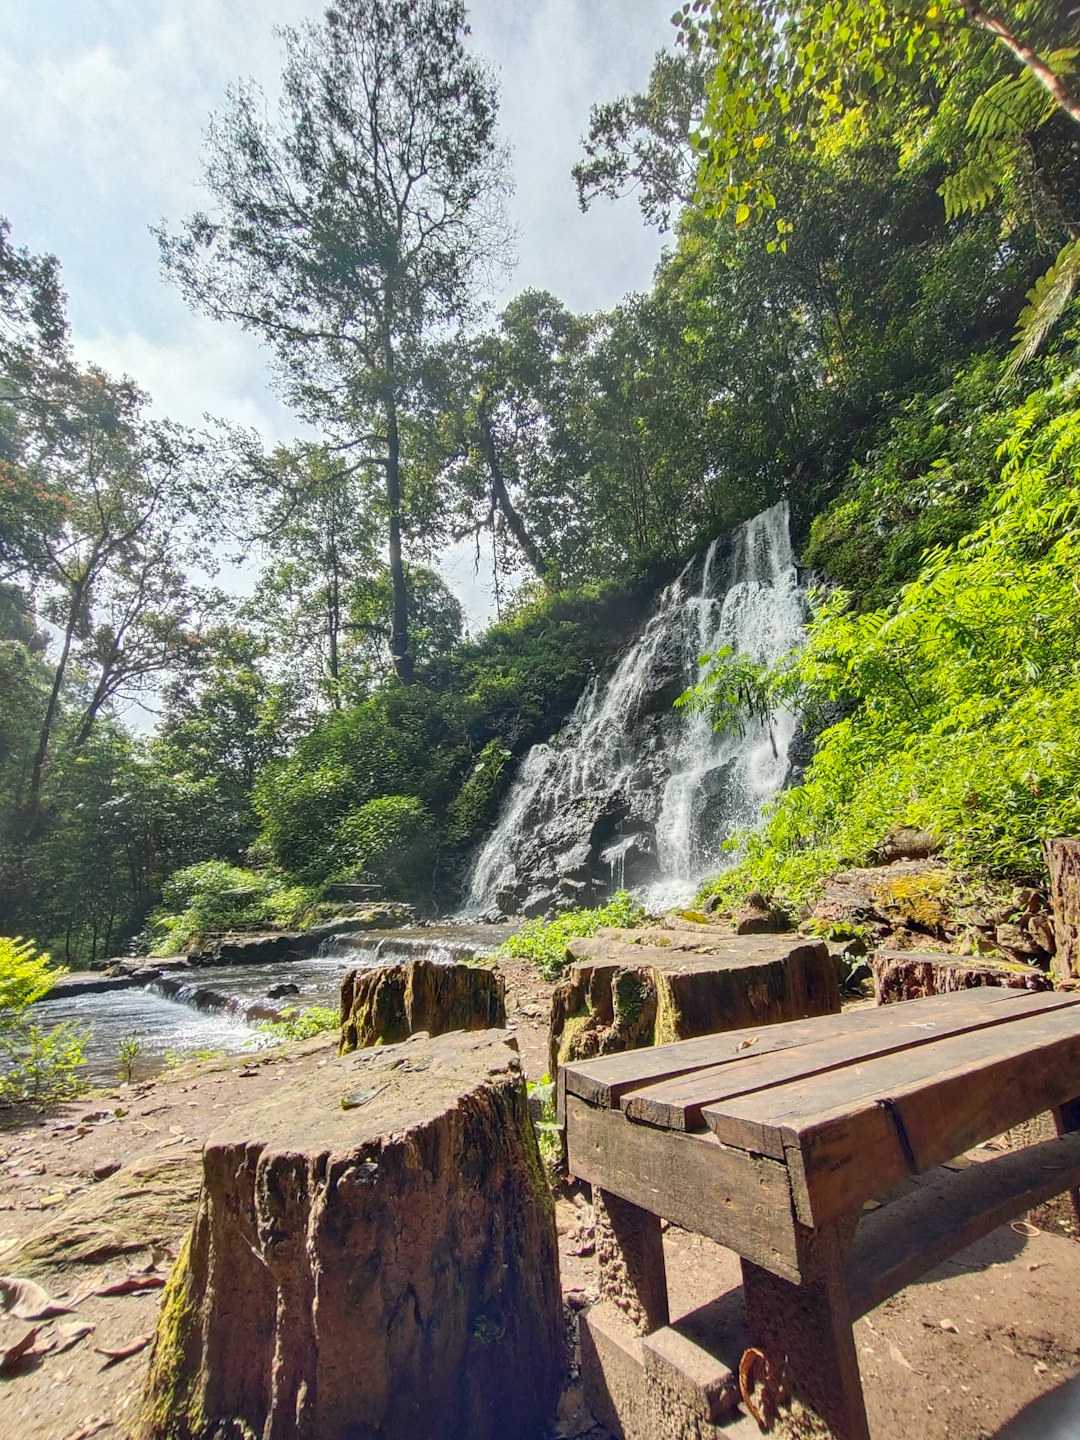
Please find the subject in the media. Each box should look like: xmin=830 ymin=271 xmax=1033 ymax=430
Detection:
xmin=476 ymin=412 xmax=551 ymax=583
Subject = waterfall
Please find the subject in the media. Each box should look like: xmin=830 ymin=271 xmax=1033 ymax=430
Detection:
xmin=463 ymin=501 xmax=806 ymax=917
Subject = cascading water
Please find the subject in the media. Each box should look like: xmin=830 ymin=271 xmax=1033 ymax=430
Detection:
xmin=464 ymin=501 xmax=806 ymax=917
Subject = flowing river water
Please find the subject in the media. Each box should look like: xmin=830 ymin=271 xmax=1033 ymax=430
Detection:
xmin=30 ymin=927 xmax=511 ymax=1085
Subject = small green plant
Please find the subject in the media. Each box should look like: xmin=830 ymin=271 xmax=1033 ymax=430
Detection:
xmin=499 ymin=892 xmax=646 ymax=980
xmin=118 ymin=1034 xmax=141 ymax=1083
xmin=527 ymin=1075 xmax=562 ymax=1178
xmin=258 ymin=1004 xmax=339 ymax=1042
xmin=0 ymin=936 xmax=85 ymax=1104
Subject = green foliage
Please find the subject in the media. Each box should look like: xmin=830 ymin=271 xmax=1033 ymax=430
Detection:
xmin=0 ymin=935 xmax=62 ymax=1026
xmin=1 ymin=1020 xmax=87 ymax=1103
xmin=498 ymin=892 xmax=646 ymax=980
xmin=526 ymin=1075 xmax=562 ymax=1177
xmin=0 ymin=938 xmax=85 ymax=1102
xmin=259 ymin=1005 xmax=339 ymax=1042
xmin=700 ymin=375 xmax=1080 ymax=908
xmin=147 ymin=862 xmax=318 ymax=954
xmin=118 ymin=1034 xmax=141 ymax=1084
xmin=330 ymin=796 xmax=434 ymax=896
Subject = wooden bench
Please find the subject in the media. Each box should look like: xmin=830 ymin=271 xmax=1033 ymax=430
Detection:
xmin=561 ymin=987 xmax=1080 ymax=1439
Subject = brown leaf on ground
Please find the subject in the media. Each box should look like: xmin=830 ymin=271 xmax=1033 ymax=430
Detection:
xmin=1 ymin=1325 xmax=40 ymax=1371
xmin=0 ymin=1275 xmax=73 ymax=1320
xmin=95 ymin=1334 xmax=151 ymax=1368
xmin=90 ymin=1273 xmax=167 ymax=1297
xmin=55 ymin=1320 xmax=96 ymax=1352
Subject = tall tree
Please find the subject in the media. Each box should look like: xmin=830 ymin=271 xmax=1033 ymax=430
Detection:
xmin=158 ymin=0 xmax=512 ymax=683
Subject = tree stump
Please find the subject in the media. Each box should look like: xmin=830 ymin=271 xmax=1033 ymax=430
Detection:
xmin=137 ymin=1029 xmax=562 ymax=1440
xmin=870 ymin=950 xmax=1053 ymax=1005
xmin=1046 ymin=838 xmax=1080 ymax=981
xmin=339 ymin=958 xmax=505 ymax=1052
xmin=549 ymin=933 xmax=839 ymax=1077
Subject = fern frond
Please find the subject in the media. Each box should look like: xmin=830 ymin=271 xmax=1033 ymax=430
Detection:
xmin=967 ymin=69 xmax=1055 ymax=141
xmin=939 ymin=152 xmax=1003 ymax=221
xmin=1008 ymin=239 xmax=1080 ymax=373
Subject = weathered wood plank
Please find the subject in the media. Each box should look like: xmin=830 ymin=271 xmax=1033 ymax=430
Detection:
xmin=622 ymin=990 xmax=1080 ymax=1131
xmin=563 ymin=984 xmax=1043 ymax=1111
xmin=846 ymin=1131 xmax=1080 ymax=1317
xmin=563 ymin=1093 xmax=804 ymax=1280
xmin=704 ymin=1006 xmax=1080 ymax=1224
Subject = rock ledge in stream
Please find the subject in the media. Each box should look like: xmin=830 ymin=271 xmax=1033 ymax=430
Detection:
xmin=339 ymin=958 xmax=506 ymax=1052
xmin=137 ymin=1028 xmax=562 ymax=1440
xmin=549 ymin=930 xmax=839 ymax=1076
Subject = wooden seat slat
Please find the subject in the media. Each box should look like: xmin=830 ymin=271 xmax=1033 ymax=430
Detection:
xmin=703 ymin=1004 xmax=1080 ymax=1225
xmin=561 ymin=985 xmax=1041 ymax=1111
xmin=620 ymin=990 xmax=1080 ymax=1131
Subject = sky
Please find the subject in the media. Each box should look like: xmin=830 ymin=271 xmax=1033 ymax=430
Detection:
xmin=0 ymin=0 xmax=676 ymax=630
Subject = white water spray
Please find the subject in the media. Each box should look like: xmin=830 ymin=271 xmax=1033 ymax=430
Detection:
xmin=464 ymin=501 xmax=805 ymax=915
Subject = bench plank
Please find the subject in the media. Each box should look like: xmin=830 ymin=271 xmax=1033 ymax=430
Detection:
xmin=621 ymin=990 xmax=1080 ymax=1131
xmin=847 ymin=1131 xmax=1080 ymax=1317
xmin=562 ymin=986 xmax=1043 ymax=1113
xmin=564 ymin=1092 xmax=805 ymax=1280
xmin=703 ymin=1006 xmax=1080 ymax=1224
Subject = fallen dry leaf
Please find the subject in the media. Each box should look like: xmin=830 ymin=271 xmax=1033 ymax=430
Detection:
xmin=96 ymin=1334 xmax=151 ymax=1368
xmin=0 ymin=1325 xmax=40 ymax=1372
xmin=91 ymin=1273 xmax=167 ymax=1297
xmin=55 ymin=1320 xmax=96 ymax=1352
xmin=0 ymin=1275 xmax=74 ymax=1320
xmin=61 ymin=1416 xmax=114 ymax=1439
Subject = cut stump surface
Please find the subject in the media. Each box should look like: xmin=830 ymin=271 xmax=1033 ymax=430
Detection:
xmin=137 ymin=1028 xmax=561 ymax=1440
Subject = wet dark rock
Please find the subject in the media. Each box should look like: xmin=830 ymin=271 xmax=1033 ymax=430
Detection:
xmin=266 ymin=982 xmax=300 ymax=999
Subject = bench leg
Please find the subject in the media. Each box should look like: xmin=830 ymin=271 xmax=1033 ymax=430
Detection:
xmin=1054 ymin=1098 xmax=1080 ymax=1228
xmin=742 ymin=1224 xmax=870 ymax=1440
xmin=593 ymin=1187 xmax=669 ymax=1335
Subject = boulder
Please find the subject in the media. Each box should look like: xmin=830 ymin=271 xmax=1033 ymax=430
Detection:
xmin=549 ymin=933 xmax=839 ymax=1076
xmin=137 ymin=1029 xmax=563 ymax=1440
xmin=339 ymin=958 xmax=506 ymax=1052
xmin=870 ymin=949 xmax=1053 ymax=1005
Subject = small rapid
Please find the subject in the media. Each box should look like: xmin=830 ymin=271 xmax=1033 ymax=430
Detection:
xmin=27 ymin=926 xmax=510 ymax=1084
xmin=464 ymin=501 xmax=806 ymax=916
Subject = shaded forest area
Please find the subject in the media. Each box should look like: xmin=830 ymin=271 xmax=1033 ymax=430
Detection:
xmin=2 ymin=0 xmax=1079 ymax=964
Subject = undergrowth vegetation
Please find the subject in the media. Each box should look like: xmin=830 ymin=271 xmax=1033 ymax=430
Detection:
xmin=0 ymin=936 xmax=85 ymax=1103
xmin=498 ymin=892 xmax=645 ymax=979
xmin=697 ymin=364 xmax=1080 ymax=911
xmin=147 ymin=862 xmax=319 ymax=955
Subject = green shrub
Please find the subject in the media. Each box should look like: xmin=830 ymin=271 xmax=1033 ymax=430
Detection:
xmin=498 ymin=891 xmax=646 ymax=980
xmin=329 ymin=795 xmax=434 ymax=898
xmin=147 ymin=861 xmax=319 ymax=954
xmin=0 ymin=935 xmax=85 ymax=1103
xmin=259 ymin=1004 xmax=339 ymax=1041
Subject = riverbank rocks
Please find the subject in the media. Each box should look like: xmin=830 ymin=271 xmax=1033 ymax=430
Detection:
xmin=137 ymin=1029 xmax=562 ymax=1440
xmin=184 ymin=904 xmax=415 ymax=966
xmin=339 ymin=958 xmax=506 ymax=1051
xmin=871 ymin=949 xmax=1054 ymax=1004
xmin=548 ymin=932 xmax=839 ymax=1076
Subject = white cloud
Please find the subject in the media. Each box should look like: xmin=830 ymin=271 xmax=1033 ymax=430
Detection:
xmin=2 ymin=1 xmax=675 ymax=625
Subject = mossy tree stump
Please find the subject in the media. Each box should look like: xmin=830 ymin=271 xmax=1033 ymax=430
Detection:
xmin=549 ymin=933 xmax=839 ymax=1077
xmin=870 ymin=950 xmax=1052 ymax=1005
xmin=339 ymin=958 xmax=505 ymax=1052
xmin=137 ymin=1030 xmax=562 ymax=1440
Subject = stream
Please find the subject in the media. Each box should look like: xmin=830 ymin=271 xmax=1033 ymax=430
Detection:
xmin=29 ymin=926 xmax=511 ymax=1086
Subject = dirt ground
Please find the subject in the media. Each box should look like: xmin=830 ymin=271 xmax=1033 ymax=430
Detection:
xmin=1 ymin=959 xmax=1079 ymax=1440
